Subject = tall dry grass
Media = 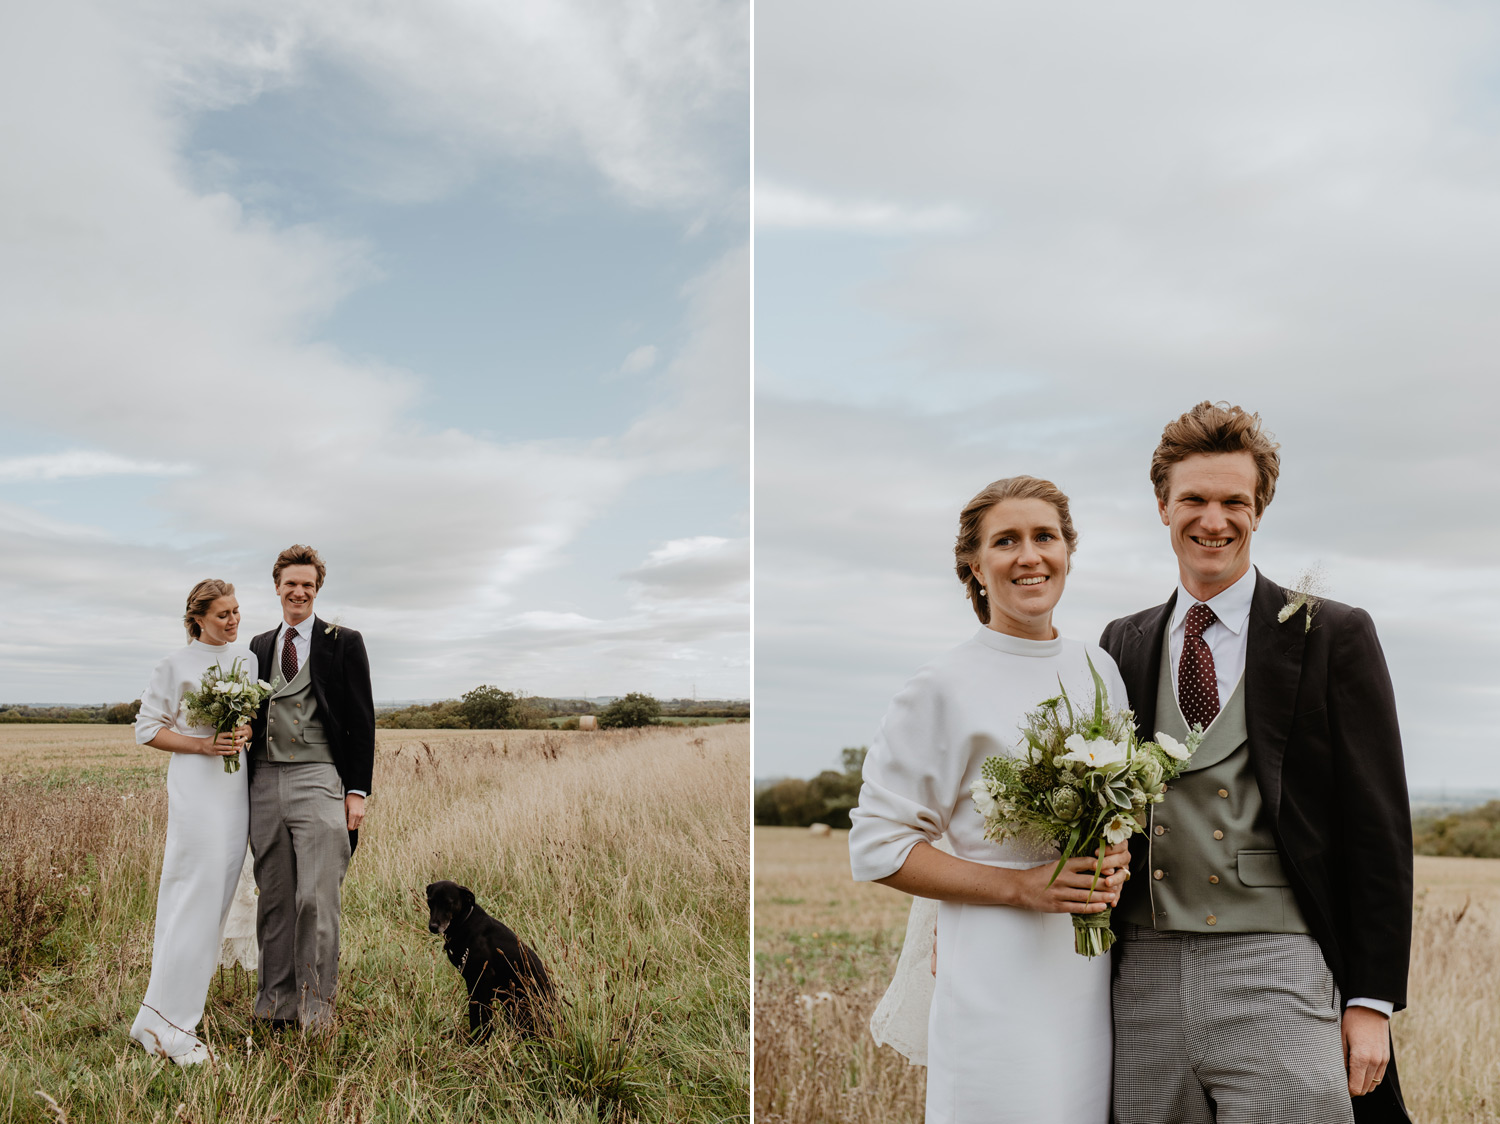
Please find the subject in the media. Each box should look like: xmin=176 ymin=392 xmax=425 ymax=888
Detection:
xmin=754 ymin=826 xmax=1500 ymax=1124
xmin=1 ymin=725 xmax=749 ymax=1123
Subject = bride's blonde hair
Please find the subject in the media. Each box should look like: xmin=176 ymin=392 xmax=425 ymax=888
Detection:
xmin=184 ymin=579 xmax=236 ymax=640
xmin=954 ymin=476 xmax=1078 ymax=624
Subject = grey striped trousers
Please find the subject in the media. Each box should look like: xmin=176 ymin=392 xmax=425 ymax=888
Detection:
xmin=1112 ymin=926 xmax=1354 ymax=1124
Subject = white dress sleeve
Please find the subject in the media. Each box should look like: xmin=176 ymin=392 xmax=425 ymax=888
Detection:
xmin=134 ymin=654 xmax=180 ymax=746
xmin=848 ymin=664 xmax=961 ymax=882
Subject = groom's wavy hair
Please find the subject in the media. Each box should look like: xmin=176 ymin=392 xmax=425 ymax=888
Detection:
xmin=1151 ymin=401 xmax=1281 ymax=514
xmin=272 ymin=544 xmax=327 ymax=590
xmin=954 ymin=476 xmax=1078 ymax=624
xmin=184 ymin=579 xmax=236 ymax=640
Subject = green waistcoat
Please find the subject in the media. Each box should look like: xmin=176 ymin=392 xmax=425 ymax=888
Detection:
xmin=1118 ymin=623 xmax=1307 ymax=934
xmin=252 ymin=652 xmax=335 ymax=765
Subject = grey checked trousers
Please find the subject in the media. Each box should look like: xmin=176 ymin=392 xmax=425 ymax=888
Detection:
xmin=1112 ymin=926 xmax=1355 ymax=1124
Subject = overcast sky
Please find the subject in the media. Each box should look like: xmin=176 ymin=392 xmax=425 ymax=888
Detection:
xmin=756 ymin=1 xmax=1500 ymax=789
xmin=0 ymin=0 xmax=748 ymax=705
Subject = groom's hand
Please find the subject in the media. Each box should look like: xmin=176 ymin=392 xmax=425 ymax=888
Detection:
xmin=1342 ymin=1006 xmax=1390 ymax=1096
xmin=345 ymin=793 xmax=366 ymax=831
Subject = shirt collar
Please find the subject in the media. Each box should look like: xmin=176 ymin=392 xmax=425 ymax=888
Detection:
xmin=1171 ymin=566 xmax=1256 ymax=636
xmin=279 ymin=615 xmax=315 ymax=643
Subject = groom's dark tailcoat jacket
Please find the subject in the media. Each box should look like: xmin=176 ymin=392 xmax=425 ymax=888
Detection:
xmin=1100 ymin=569 xmax=1413 ymax=1124
xmin=248 ymin=617 xmax=377 ymax=797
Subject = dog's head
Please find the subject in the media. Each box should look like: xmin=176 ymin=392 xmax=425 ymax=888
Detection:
xmin=426 ymin=880 xmax=476 ymax=935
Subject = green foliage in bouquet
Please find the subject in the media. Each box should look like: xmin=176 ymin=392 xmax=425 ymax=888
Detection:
xmin=183 ymin=658 xmax=272 ymax=774
xmin=970 ymin=656 xmax=1202 ymax=956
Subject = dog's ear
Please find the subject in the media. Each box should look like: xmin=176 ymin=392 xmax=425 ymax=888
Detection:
xmin=460 ymin=887 xmax=476 ymax=913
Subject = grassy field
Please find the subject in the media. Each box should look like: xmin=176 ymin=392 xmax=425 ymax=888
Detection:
xmin=0 ymin=724 xmax=750 ymax=1123
xmin=754 ymin=826 xmax=1500 ymax=1124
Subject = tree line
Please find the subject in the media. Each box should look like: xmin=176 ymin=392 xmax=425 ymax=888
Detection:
xmin=0 ymin=702 xmax=140 ymax=725
xmin=754 ymin=747 xmax=867 ymax=829
xmin=376 ymin=688 xmax=666 ymax=730
xmin=1413 ymin=801 xmax=1500 ymax=858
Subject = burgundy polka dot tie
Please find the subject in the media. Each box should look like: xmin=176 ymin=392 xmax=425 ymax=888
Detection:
xmin=1178 ymin=602 xmax=1220 ymax=731
xmin=281 ymin=626 xmax=299 ymax=683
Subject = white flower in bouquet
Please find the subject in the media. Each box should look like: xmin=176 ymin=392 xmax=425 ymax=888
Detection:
xmin=1103 ymin=813 xmax=1137 ymax=845
xmin=1058 ymin=733 xmax=1128 ymax=768
xmin=970 ymin=778 xmax=998 ymax=819
xmin=1155 ymin=732 xmax=1192 ymax=761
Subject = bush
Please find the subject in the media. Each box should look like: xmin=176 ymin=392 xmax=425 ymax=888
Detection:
xmin=376 ymin=700 xmax=467 ymax=729
xmin=104 ymin=700 xmax=141 ymax=725
xmin=754 ymin=747 xmax=866 ymax=828
xmin=459 ymin=685 xmax=543 ymax=730
xmin=1414 ymin=801 xmax=1500 ymax=857
xmin=598 ymin=693 xmax=661 ymax=729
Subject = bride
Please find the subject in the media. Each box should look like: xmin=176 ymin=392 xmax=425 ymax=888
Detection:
xmin=130 ymin=579 xmax=254 ymax=1065
xmin=848 ymin=476 xmax=1131 ymax=1124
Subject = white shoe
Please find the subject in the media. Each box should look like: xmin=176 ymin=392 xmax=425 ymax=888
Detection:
xmin=170 ymin=1042 xmax=212 ymax=1067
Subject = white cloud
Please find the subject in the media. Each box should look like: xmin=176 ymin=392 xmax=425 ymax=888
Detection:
xmin=142 ymin=0 xmax=748 ymax=208
xmin=756 ymin=180 xmax=973 ymax=235
xmin=0 ymin=452 xmax=195 ymax=483
xmin=618 ymin=344 xmax=659 ymax=376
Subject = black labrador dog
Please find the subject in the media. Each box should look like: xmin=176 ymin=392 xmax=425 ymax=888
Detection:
xmin=425 ymin=880 xmax=554 ymax=1040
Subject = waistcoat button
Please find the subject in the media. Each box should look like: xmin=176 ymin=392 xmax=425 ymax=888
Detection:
xmin=1213 ymin=830 xmax=1224 ymax=840
xmin=1153 ymin=869 xmax=1165 ymax=880
xmin=1218 ymin=788 xmax=1229 ymax=798
xmin=1206 ymin=915 xmax=1217 ymax=925
xmin=1154 ymin=825 xmax=1166 ymax=836
xmin=1208 ymin=875 xmax=1219 ymax=884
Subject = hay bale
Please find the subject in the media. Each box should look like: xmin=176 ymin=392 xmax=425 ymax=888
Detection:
xmin=808 ymin=822 xmax=832 ymax=837
xmin=578 ymin=715 xmax=598 ymax=731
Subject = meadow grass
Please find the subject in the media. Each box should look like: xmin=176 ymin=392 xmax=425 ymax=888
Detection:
xmin=0 ymin=725 xmax=750 ymax=1123
xmin=754 ymin=826 xmax=1500 ymax=1124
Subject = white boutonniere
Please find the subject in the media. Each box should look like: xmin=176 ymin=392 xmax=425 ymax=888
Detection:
xmin=323 ymin=615 xmax=345 ymax=639
xmin=1277 ymin=565 xmax=1327 ymax=633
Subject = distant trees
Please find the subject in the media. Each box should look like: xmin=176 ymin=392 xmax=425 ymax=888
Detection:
xmin=104 ymin=700 xmax=142 ymax=725
xmin=1413 ymin=801 xmax=1500 ymax=858
xmin=598 ymin=692 xmax=661 ymax=729
xmin=459 ymin=686 xmax=545 ymax=730
xmin=755 ymin=747 xmax=867 ymax=829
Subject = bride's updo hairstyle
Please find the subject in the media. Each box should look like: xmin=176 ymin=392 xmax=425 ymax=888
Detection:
xmin=954 ymin=476 xmax=1078 ymax=624
xmin=184 ymin=579 xmax=236 ymax=640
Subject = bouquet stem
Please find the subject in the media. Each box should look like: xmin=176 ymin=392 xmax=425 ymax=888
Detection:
xmin=220 ymin=723 xmax=242 ymax=775
xmin=1072 ymin=908 xmax=1115 ymax=958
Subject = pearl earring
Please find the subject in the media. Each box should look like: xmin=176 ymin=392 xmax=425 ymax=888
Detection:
xmin=979 ymin=586 xmax=987 ymax=597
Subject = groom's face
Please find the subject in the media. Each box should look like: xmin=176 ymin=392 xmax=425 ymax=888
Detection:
xmin=276 ymin=564 xmax=320 ymax=625
xmin=1158 ymin=451 xmax=1261 ymax=600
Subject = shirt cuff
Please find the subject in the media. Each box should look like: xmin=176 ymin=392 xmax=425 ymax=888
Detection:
xmin=1346 ymin=997 xmax=1393 ymax=1017
xmin=346 ymin=789 xmax=368 ymax=798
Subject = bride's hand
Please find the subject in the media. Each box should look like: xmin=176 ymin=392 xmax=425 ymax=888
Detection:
xmin=1009 ymin=843 xmax=1130 ymax=913
xmin=206 ymin=727 xmax=249 ymax=756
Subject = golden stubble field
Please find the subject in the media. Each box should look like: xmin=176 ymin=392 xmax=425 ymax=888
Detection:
xmin=0 ymin=723 xmax=751 ymax=1123
xmin=754 ymin=825 xmax=1500 ymax=1124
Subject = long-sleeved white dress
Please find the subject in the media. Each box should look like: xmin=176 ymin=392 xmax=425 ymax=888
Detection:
xmin=849 ymin=627 xmax=1129 ymax=1124
xmin=130 ymin=639 xmax=253 ymax=1059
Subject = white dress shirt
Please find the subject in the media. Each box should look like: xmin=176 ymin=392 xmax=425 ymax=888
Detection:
xmin=1169 ymin=567 xmax=1391 ymax=1018
xmin=274 ymin=615 xmax=366 ymax=799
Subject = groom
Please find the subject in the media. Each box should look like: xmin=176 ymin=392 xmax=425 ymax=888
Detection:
xmin=247 ymin=544 xmax=375 ymax=1032
xmin=1101 ymin=402 xmax=1412 ymax=1124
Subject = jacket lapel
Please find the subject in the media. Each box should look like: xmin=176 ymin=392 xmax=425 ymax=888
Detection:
xmin=1244 ymin=567 xmax=1304 ymax=824
xmin=252 ymin=629 xmax=273 ymax=683
xmin=1126 ymin=592 xmax=1176 ymax=740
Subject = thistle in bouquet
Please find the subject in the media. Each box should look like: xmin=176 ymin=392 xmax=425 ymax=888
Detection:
xmin=970 ymin=656 xmax=1203 ymax=957
xmin=183 ymin=657 xmax=273 ymax=774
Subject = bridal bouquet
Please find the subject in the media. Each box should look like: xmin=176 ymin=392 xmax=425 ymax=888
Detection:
xmin=183 ymin=658 xmax=272 ymax=774
xmin=969 ymin=657 xmax=1203 ymax=957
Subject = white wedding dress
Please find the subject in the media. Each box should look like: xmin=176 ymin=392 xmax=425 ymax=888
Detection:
xmin=849 ymin=628 xmax=1128 ymax=1124
xmin=130 ymin=639 xmax=255 ymax=1060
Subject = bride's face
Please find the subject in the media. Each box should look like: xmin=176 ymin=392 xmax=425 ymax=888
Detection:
xmin=196 ymin=595 xmax=241 ymax=645
xmin=968 ymin=498 xmax=1069 ymax=640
